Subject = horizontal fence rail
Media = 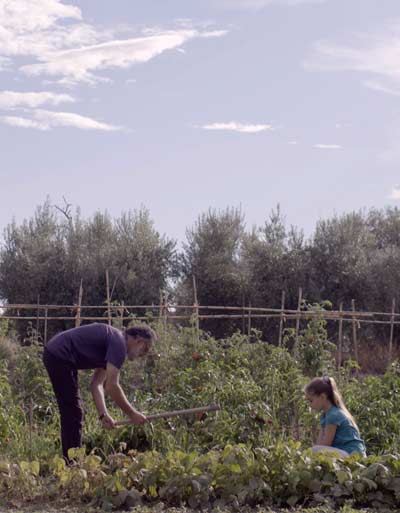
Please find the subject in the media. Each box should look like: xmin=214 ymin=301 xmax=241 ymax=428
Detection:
xmin=0 ymin=287 xmax=398 ymax=369
xmin=1 ymin=303 xmax=400 ymax=324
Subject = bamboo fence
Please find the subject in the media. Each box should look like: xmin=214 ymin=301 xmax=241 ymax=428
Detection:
xmin=0 ymin=286 xmax=398 ymax=366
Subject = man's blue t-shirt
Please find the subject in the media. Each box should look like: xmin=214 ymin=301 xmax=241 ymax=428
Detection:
xmin=46 ymin=323 xmax=127 ymax=370
xmin=320 ymin=405 xmax=366 ymax=455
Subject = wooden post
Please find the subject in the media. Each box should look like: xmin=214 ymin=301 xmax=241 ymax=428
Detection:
xmin=75 ymin=280 xmax=83 ymax=328
xmin=242 ymin=294 xmax=246 ymax=335
xmin=193 ymin=275 xmax=199 ymax=341
xmin=159 ymin=289 xmax=163 ymax=323
xmin=247 ymin=302 xmax=252 ymax=341
xmin=44 ymin=308 xmax=48 ymax=344
xmin=278 ymin=290 xmax=286 ymax=347
xmin=337 ymin=302 xmax=343 ymax=369
xmin=163 ymin=290 xmax=168 ymax=332
xmin=106 ymin=270 xmax=111 ymax=325
xmin=295 ymin=288 xmax=303 ymax=344
xmin=119 ymin=300 xmax=125 ymax=328
xmin=36 ymin=295 xmax=40 ymax=341
xmin=389 ymin=298 xmax=396 ymax=365
xmin=351 ymin=299 xmax=359 ymax=369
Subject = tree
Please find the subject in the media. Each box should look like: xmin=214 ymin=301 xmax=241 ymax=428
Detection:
xmin=310 ymin=212 xmax=376 ymax=309
xmin=241 ymin=206 xmax=310 ymax=340
xmin=178 ymin=207 xmax=245 ymax=337
xmin=0 ymin=200 xmax=177 ymax=337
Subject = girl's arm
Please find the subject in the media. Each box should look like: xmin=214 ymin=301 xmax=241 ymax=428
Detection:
xmin=316 ymin=427 xmax=325 ymax=445
xmin=318 ymin=424 xmax=337 ymax=446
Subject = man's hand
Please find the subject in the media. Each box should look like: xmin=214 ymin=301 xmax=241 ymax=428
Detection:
xmin=129 ymin=411 xmax=148 ymax=425
xmin=101 ymin=413 xmax=116 ymax=430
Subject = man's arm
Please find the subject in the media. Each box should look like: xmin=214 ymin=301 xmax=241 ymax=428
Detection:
xmin=103 ymin=362 xmax=147 ymax=424
xmin=90 ymin=368 xmax=115 ymax=429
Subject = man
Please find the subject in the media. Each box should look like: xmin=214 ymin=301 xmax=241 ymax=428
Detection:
xmin=43 ymin=322 xmax=156 ymax=459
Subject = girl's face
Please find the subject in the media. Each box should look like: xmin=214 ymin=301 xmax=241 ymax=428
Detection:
xmin=306 ymin=392 xmax=327 ymax=412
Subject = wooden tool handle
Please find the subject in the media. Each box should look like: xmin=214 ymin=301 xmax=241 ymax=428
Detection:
xmin=115 ymin=403 xmax=220 ymax=427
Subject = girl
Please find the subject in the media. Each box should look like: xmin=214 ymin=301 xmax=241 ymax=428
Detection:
xmin=304 ymin=376 xmax=366 ymax=457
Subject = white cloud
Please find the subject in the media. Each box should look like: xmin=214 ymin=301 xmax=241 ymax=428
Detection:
xmin=0 ymin=56 xmax=11 ymax=70
xmin=0 ymin=0 xmax=81 ymax=33
xmin=388 ymin=186 xmax=400 ymax=200
xmin=1 ymin=115 xmax=47 ymax=130
xmin=305 ymin=23 xmax=400 ymax=95
xmin=0 ymin=1 xmax=227 ymax=85
xmin=0 ymin=90 xmax=75 ymax=109
xmin=219 ymin=0 xmax=326 ymax=9
xmin=0 ymin=0 xmax=98 ymax=58
xmin=1 ymin=109 xmax=121 ymax=131
xmin=363 ymin=80 xmax=400 ymax=97
xmin=288 ymin=140 xmax=298 ymax=145
xmin=21 ymin=29 xmax=215 ymax=85
xmin=202 ymin=121 xmax=274 ymax=133
xmin=199 ymin=30 xmax=229 ymax=38
xmin=314 ymin=144 xmax=342 ymax=149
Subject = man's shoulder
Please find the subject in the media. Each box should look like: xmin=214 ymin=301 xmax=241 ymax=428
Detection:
xmin=105 ymin=325 xmax=124 ymax=341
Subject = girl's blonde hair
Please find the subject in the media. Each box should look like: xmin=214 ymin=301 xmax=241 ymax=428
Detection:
xmin=304 ymin=376 xmax=359 ymax=433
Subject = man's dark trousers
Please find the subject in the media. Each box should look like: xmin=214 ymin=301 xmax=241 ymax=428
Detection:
xmin=43 ymin=347 xmax=84 ymax=460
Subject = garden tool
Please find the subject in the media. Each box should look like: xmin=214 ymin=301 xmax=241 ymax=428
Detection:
xmin=115 ymin=403 xmax=220 ymax=426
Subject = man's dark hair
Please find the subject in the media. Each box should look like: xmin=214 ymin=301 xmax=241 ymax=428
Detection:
xmin=125 ymin=325 xmax=157 ymax=344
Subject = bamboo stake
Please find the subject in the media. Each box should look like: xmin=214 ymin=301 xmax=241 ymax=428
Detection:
xmin=193 ymin=275 xmax=199 ymax=341
xmin=36 ymin=295 xmax=40 ymax=340
xmin=119 ymin=300 xmax=125 ymax=327
xmin=247 ymin=302 xmax=252 ymax=340
xmin=163 ymin=290 xmax=168 ymax=332
xmin=278 ymin=290 xmax=286 ymax=347
xmin=106 ymin=270 xmax=111 ymax=326
xmin=158 ymin=289 xmax=163 ymax=333
xmin=389 ymin=297 xmax=396 ymax=365
xmin=115 ymin=404 xmax=220 ymax=426
xmin=75 ymin=280 xmax=83 ymax=328
xmin=337 ymin=302 xmax=343 ymax=369
xmin=242 ymin=294 xmax=245 ymax=335
xmin=295 ymin=288 xmax=303 ymax=344
xmin=351 ymin=299 xmax=359 ymax=370
xmin=44 ymin=308 xmax=48 ymax=344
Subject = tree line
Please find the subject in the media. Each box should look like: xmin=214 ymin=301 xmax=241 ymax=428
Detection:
xmin=1 ymin=199 xmax=400 ymax=342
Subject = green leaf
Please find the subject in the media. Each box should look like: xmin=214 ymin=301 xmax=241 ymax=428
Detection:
xmin=336 ymin=469 xmax=350 ymax=485
xmin=308 ymin=479 xmax=322 ymax=492
xmin=361 ymin=477 xmax=378 ymax=490
xmin=287 ymin=495 xmax=299 ymax=506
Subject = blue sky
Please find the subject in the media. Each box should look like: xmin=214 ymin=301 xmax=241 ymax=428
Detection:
xmin=1 ymin=0 xmax=400 ymax=243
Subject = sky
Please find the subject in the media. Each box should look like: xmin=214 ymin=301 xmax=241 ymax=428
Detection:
xmin=1 ymin=0 xmax=400 ymax=244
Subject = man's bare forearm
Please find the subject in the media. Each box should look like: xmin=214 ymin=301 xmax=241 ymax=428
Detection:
xmin=90 ymin=383 xmax=108 ymax=416
xmin=105 ymin=383 xmax=138 ymax=417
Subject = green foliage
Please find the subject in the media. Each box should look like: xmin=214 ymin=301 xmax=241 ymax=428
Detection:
xmin=285 ymin=301 xmax=336 ymax=377
xmin=0 ymin=199 xmax=177 ymax=338
xmin=1 ymin=445 xmax=400 ymax=510
xmin=0 ymin=319 xmax=400 ymax=509
xmin=178 ymin=207 xmax=245 ymax=337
